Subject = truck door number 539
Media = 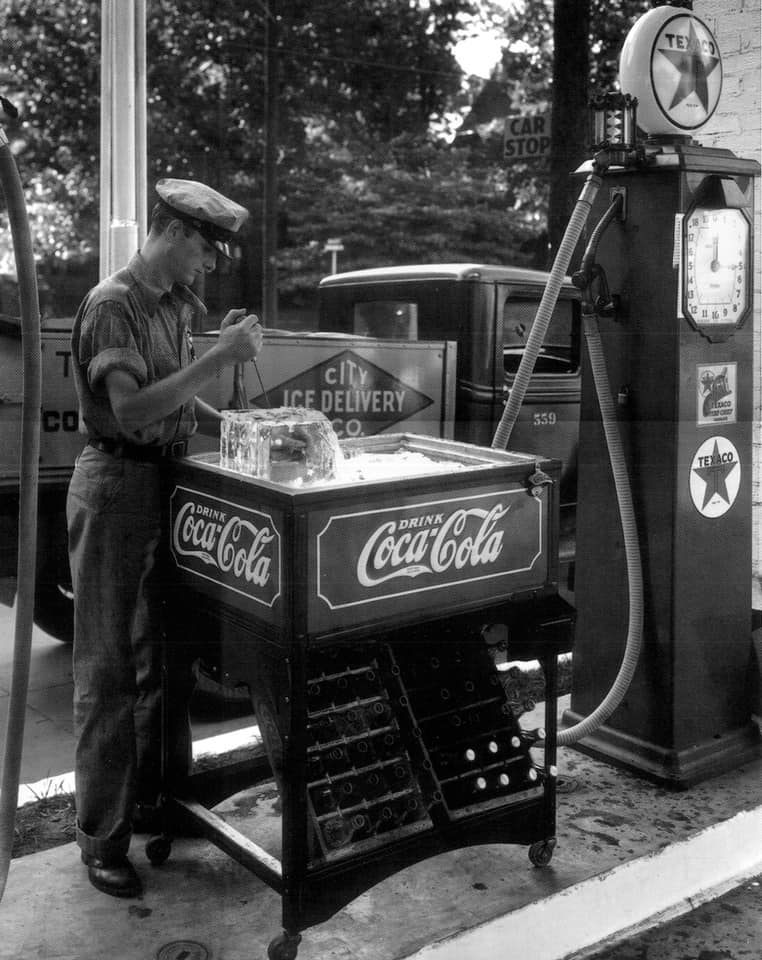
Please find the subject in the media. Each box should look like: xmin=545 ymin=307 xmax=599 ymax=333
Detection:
xmin=533 ymin=411 xmax=557 ymax=426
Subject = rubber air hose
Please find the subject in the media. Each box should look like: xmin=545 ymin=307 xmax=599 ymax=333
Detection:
xmin=554 ymin=190 xmax=644 ymax=745
xmin=0 ymin=121 xmax=42 ymax=901
xmin=557 ymin=304 xmax=643 ymax=746
xmin=491 ymin=170 xmax=643 ymax=747
xmin=491 ymin=168 xmax=604 ymax=451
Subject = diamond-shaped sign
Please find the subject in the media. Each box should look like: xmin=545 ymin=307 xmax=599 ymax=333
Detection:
xmin=250 ymin=348 xmax=433 ymax=437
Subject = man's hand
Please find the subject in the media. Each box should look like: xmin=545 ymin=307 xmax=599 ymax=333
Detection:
xmin=220 ymin=307 xmax=247 ymax=330
xmin=217 ymin=313 xmax=263 ymax=364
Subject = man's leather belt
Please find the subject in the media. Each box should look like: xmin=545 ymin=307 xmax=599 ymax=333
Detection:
xmin=88 ymin=438 xmax=188 ymax=462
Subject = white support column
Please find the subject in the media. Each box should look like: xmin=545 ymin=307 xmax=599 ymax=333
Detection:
xmin=100 ymin=0 xmax=147 ymax=278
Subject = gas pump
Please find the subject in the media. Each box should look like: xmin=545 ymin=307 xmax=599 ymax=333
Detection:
xmin=563 ymin=3 xmax=761 ymax=787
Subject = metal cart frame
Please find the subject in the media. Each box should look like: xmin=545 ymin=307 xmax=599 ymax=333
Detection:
xmin=151 ymin=438 xmax=573 ymax=959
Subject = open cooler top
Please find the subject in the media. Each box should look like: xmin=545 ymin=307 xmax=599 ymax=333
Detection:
xmin=185 ymin=432 xmax=547 ymax=496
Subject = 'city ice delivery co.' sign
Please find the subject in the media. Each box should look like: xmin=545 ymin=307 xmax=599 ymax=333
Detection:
xmin=250 ymin=348 xmax=433 ymax=439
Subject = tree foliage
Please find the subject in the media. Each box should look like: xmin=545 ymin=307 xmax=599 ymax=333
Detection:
xmin=0 ymin=0 xmax=100 ymax=267
xmin=589 ymin=0 xmax=651 ymax=91
xmin=273 ymin=135 xmax=545 ymax=296
xmin=0 ymin=0 xmax=652 ymax=308
xmin=462 ymin=0 xmax=650 ymax=257
xmin=0 ymin=0 xmax=475 ymax=282
xmin=281 ymin=0 xmax=472 ymax=146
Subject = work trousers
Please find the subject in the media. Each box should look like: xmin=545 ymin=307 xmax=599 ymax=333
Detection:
xmin=66 ymin=445 xmax=192 ymax=862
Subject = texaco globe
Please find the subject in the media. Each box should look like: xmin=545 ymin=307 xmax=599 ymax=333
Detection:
xmin=619 ymin=6 xmax=723 ymax=135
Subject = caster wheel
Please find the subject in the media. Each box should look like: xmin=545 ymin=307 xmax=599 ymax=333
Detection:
xmin=267 ymin=931 xmax=302 ymax=960
xmin=145 ymin=834 xmax=172 ymax=866
xmin=528 ymin=837 xmax=556 ymax=867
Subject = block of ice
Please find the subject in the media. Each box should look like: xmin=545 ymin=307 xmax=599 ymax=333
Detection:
xmin=220 ymin=407 xmax=344 ymax=484
xmin=219 ymin=409 xmax=268 ymax=474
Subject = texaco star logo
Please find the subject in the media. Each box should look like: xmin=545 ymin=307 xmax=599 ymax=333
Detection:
xmin=651 ymin=14 xmax=722 ymax=130
xmin=689 ymin=436 xmax=740 ymax=518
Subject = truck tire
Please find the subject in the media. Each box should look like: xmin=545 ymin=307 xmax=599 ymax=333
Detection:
xmin=34 ymin=497 xmax=74 ymax=643
xmin=34 ymin=576 xmax=74 ymax=643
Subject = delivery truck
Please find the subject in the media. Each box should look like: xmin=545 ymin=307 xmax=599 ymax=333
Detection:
xmin=0 ymin=263 xmax=580 ymax=642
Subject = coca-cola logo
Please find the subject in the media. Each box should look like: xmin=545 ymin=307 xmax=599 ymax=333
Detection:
xmin=357 ymin=504 xmax=509 ymax=586
xmin=170 ymin=487 xmax=281 ymax=607
xmin=316 ymin=490 xmax=544 ymax=611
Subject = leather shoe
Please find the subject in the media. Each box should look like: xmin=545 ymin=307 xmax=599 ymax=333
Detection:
xmin=81 ymin=851 xmax=142 ymax=898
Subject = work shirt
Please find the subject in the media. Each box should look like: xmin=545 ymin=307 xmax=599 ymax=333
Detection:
xmin=71 ymin=252 xmax=206 ymax=446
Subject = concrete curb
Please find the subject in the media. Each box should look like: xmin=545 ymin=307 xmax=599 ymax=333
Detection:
xmin=17 ymin=724 xmax=263 ymax=806
xmin=405 ymin=805 xmax=762 ymax=960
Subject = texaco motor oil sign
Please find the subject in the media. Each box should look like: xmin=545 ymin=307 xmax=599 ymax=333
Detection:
xmin=697 ymin=363 xmax=736 ymax=426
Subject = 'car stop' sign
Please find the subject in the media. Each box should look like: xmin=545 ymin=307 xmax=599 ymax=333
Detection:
xmin=503 ymin=114 xmax=551 ymax=161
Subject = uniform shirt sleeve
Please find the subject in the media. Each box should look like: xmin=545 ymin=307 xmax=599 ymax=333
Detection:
xmin=78 ymin=301 xmax=148 ymax=394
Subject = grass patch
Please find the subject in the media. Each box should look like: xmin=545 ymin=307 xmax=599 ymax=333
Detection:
xmin=13 ymin=791 xmax=77 ymax=859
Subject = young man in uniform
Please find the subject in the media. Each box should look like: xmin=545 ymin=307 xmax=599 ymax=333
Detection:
xmin=67 ymin=178 xmax=263 ymax=897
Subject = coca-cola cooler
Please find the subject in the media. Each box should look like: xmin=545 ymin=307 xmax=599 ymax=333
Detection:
xmin=157 ymin=434 xmax=573 ymax=960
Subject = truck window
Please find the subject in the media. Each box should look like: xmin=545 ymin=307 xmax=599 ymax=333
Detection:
xmin=503 ymin=298 xmax=577 ymax=375
xmin=353 ymin=300 xmax=418 ymax=340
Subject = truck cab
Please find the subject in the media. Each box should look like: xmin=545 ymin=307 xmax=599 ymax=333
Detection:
xmin=318 ymin=264 xmax=581 ymax=509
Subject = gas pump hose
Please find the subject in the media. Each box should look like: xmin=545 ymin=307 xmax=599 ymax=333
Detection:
xmin=555 ymin=191 xmax=644 ymax=745
xmin=0 ymin=122 xmax=43 ymax=901
xmin=491 ymin=164 xmax=606 ymax=452
xmin=491 ymin=164 xmax=643 ymax=747
xmin=557 ymin=303 xmax=643 ymax=746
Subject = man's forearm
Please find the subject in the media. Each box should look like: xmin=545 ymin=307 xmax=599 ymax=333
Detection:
xmin=106 ymin=315 xmax=263 ymax=435
xmin=108 ymin=348 xmax=226 ymax=432
xmin=195 ymin=396 xmax=223 ymax=436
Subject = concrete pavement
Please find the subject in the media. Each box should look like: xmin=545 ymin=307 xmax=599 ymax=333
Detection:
xmin=4 ymin=585 xmax=762 ymax=958
xmin=3 ymin=695 xmax=761 ymax=960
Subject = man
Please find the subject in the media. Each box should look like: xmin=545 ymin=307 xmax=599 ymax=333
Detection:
xmin=67 ymin=178 xmax=263 ymax=898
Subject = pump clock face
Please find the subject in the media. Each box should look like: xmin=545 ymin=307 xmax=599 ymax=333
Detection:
xmin=683 ymin=206 xmax=751 ymax=332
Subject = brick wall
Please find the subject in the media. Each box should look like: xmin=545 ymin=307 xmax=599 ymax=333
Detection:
xmin=696 ymin=0 xmax=762 ymax=575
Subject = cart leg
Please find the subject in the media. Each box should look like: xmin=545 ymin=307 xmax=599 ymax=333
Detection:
xmin=267 ymin=930 xmax=302 ymax=960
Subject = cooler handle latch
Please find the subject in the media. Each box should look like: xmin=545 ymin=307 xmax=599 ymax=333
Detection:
xmin=528 ymin=463 xmax=553 ymax=498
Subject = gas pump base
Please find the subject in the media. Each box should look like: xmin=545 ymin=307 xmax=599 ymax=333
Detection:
xmin=561 ymin=710 xmax=762 ymax=790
